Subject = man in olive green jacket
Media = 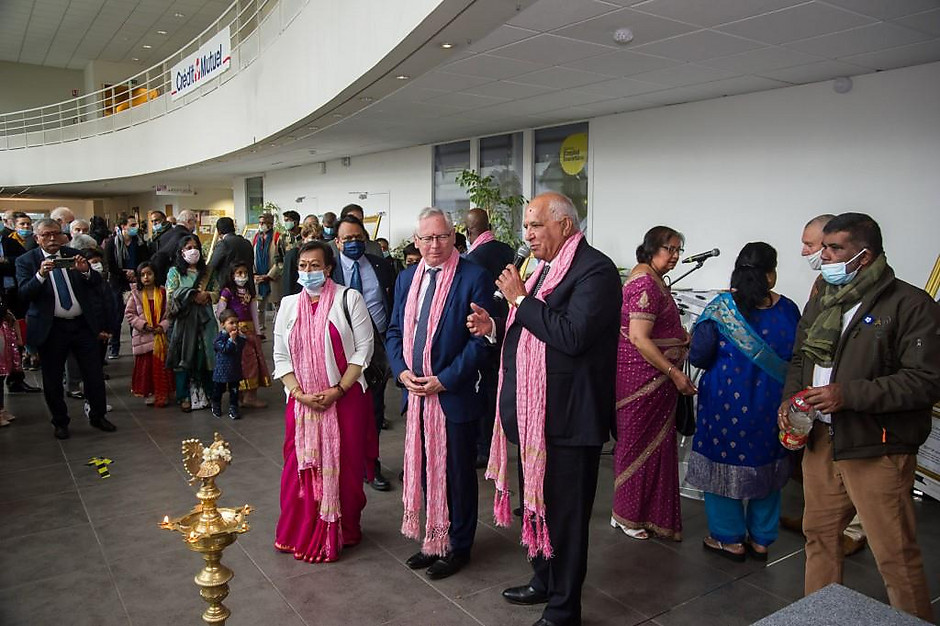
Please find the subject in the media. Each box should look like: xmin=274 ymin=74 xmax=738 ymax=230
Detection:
xmin=778 ymin=212 xmax=939 ymax=621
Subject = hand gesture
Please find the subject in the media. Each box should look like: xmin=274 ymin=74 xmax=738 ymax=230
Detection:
xmin=399 ymin=369 xmax=426 ymax=395
xmin=466 ymin=302 xmax=493 ymax=337
xmin=413 ymin=375 xmax=444 ymax=396
xmin=228 ymin=329 xmax=239 ymax=341
xmin=495 ymin=264 xmax=526 ymax=302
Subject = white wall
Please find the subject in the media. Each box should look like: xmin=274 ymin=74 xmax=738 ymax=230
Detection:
xmin=262 ymin=146 xmax=432 ymax=246
xmin=83 ymin=60 xmax=144 ymax=97
xmin=0 ymin=61 xmax=84 ymax=114
xmin=590 ymin=61 xmax=940 ymax=305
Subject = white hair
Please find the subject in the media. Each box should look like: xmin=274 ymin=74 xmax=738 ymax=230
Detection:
xmin=541 ymin=193 xmax=581 ymax=232
xmin=415 ymin=207 xmax=454 ymax=230
xmin=177 ymin=210 xmax=198 ymax=226
xmin=72 ymin=218 xmax=90 ymax=229
xmin=50 ymin=206 xmax=75 ymax=222
xmin=69 ymin=233 xmax=97 ymax=250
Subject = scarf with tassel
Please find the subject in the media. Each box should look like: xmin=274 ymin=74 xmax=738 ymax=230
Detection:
xmin=401 ymin=250 xmax=460 ymax=556
xmin=486 ymin=231 xmax=584 ymax=559
xmin=467 ymin=230 xmax=495 ymax=254
xmin=289 ymin=279 xmax=343 ymax=549
xmin=142 ymin=286 xmax=168 ymax=361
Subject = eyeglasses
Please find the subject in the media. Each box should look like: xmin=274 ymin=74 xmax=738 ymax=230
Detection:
xmin=37 ymin=232 xmax=62 ymax=239
xmin=339 ymin=235 xmax=366 ymax=243
xmin=660 ymin=245 xmax=684 ymax=255
xmin=415 ymin=234 xmax=452 ymax=244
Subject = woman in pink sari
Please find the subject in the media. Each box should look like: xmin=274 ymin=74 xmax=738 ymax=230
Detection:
xmin=611 ymin=227 xmax=697 ymax=541
xmin=272 ymin=241 xmax=378 ymax=562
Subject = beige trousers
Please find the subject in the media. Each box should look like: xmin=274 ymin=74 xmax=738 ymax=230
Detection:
xmin=802 ymin=423 xmax=933 ymax=621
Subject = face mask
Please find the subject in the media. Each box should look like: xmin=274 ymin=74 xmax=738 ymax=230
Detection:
xmin=234 ymin=276 xmax=249 ymax=286
xmin=127 ymin=227 xmax=139 ymax=237
xmin=382 ymin=251 xmax=390 ymax=258
xmin=182 ymin=248 xmax=201 ymax=264
xmin=16 ymin=229 xmax=31 ymax=238
xmin=153 ymin=222 xmax=166 ymax=233
xmin=323 ymin=226 xmax=335 ymax=237
xmin=343 ymin=240 xmax=365 ymax=260
xmin=284 ymin=221 xmax=295 ymax=230
xmin=804 ymin=248 xmax=823 ymax=271
xmin=260 ymin=224 xmax=271 ymax=233
xmin=62 ymin=222 xmax=71 ymax=234
xmin=297 ymin=270 xmax=326 ymax=292
xmin=90 ymin=262 xmax=104 ymax=273
xmin=820 ymin=248 xmax=866 ymax=286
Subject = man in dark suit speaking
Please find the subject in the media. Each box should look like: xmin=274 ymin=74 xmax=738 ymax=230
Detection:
xmin=386 ymin=207 xmax=493 ymax=581
xmin=16 ymin=219 xmax=116 ymax=439
xmin=467 ymin=192 xmax=622 ymax=626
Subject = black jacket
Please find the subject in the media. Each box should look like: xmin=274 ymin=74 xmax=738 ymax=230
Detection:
xmin=103 ymin=234 xmax=151 ymax=292
xmin=467 ymin=238 xmax=515 ymax=316
xmin=151 ymin=225 xmax=197 ymax=282
xmin=498 ymin=239 xmax=623 ymax=446
xmin=208 ymin=233 xmax=254 ymax=288
xmin=0 ymin=235 xmax=27 ymax=317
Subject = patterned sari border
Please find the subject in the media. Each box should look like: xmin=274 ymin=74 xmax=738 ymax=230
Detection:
xmin=616 ymin=375 xmax=667 ymax=410
xmin=610 ymin=511 xmax=682 ymax=541
xmin=614 ymin=411 xmax=673 ymax=489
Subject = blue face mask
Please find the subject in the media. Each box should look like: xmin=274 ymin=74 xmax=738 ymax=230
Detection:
xmin=820 ymin=248 xmax=866 ymax=286
xmin=382 ymin=251 xmax=390 ymax=258
xmin=62 ymin=221 xmax=71 ymax=234
xmin=153 ymin=222 xmax=166 ymax=233
xmin=297 ymin=270 xmax=326 ymax=292
xmin=323 ymin=226 xmax=335 ymax=237
xmin=127 ymin=227 xmax=139 ymax=237
xmin=342 ymin=240 xmax=365 ymax=260
xmin=17 ymin=229 xmax=32 ymax=238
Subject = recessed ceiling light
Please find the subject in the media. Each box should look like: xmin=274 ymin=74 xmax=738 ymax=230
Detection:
xmin=157 ymin=30 xmax=168 ymax=35
xmin=174 ymin=12 xmax=184 ymax=18
xmin=332 ymin=113 xmax=343 ymax=118
xmin=359 ymin=96 xmax=374 ymax=102
xmin=440 ymin=43 xmax=454 ymax=49
xmin=272 ymin=161 xmax=283 ymax=165
xmin=142 ymin=44 xmax=152 ymax=49
xmin=395 ymin=74 xmax=410 ymax=80
xmin=131 ymin=57 xmax=139 ymax=61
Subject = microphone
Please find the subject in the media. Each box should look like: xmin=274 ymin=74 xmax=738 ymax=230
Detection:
xmin=682 ymin=248 xmax=720 ymax=264
xmin=494 ymin=243 xmax=531 ymax=301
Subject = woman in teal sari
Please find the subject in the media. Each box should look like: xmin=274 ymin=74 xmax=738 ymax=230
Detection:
xmin=687 ymin=242 xmax=800 ymax=561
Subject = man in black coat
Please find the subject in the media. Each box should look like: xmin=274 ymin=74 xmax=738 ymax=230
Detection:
xmin=150 ymin=209 xmax=200 ymax=282
xmin=464 ymin=208 xmax=515 ymax=466
xmin=207 ymin=217 xmax=254 ymax=292
xmin=15 ymin=219 xmax=116 ymax=439
xmin=103 ymin=214 xmax=151 ymax=358
xmin=467 ymin=192 xmax=622 ymax=626
xmin=331 ymin=215 xmax=396 ymax=491
xmin=1 ymin=231 xmax=40 ymax=393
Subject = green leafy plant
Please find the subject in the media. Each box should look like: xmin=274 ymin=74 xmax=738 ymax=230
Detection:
xmin=455 ymin=169 xmax=526 ymax=249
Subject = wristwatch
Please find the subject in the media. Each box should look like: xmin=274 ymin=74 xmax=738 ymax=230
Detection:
xmin=514 ymin=295 xmax=525 ymax=308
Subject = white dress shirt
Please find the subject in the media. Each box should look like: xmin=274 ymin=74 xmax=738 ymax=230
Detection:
xmin=812 ymin=302 xmax=862 ymax=423
xmin=37 ymin=249 xmax=83 ymax=318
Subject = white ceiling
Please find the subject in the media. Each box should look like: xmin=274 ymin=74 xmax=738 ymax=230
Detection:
xmin=5 ymin=0 xmax=940 ymax=197
xmin=0 ymin=0 xmax=231 ymax=70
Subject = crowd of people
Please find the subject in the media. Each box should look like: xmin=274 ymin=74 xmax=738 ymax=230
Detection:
xmin=2 ymin=196 xmax=937 ymax=626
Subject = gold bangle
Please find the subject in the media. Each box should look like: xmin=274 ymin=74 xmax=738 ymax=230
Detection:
xmin=289 ymin=386 xmax=300 ymax=398
xmin=666 ymin=366 xmax=675 ymax=377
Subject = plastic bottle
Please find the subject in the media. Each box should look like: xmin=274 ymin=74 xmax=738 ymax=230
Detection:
xmin=779 ymin=389 xmax=816 ymax=450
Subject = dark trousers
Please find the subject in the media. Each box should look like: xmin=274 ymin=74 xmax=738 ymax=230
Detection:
xmin=525 ymin=443 xmax=602 ymax=625
xmin=39 ymin=317 xmax=108 ymax=427
xmin=212 ymin=382 xmax=239 ymax=411
xmin=420 ymin=406 xmax=479 ymax=555
xmin=107 ymin=290 xmax=124 ymax=355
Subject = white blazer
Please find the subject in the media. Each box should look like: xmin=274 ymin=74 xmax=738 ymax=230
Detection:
xmin=272 ymin=287 xmax=374 ymax=391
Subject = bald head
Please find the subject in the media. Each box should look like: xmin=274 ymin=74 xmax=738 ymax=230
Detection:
xmin=464 ymin=208 xmax=491 ymax=243
xmin=50 ymin=206 xmax=75 ymax=225
xmin=801 ymin=214 xmax=836 ymax=257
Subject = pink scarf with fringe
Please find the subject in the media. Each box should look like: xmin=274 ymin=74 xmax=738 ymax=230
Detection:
xmin=289 ymin=279 xmax=343 ymax=551
xmin=401 ymin=250 xmax=460 ymax=556
xmin=467 ymin=229 xmax=495 ymax=254
xmin=486 ymin=231 xmax=584 ymax=559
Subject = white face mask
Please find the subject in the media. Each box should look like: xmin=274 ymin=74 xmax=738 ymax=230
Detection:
xmin=234 ymin=276 xmax=249 ymax=286
xmin=804 ymin=248 xmax=823 ymax=271
xmin=90 ymin=262 xmax=104 ymax=273
xmin=181 ymin=248 xmax=201 ymax=264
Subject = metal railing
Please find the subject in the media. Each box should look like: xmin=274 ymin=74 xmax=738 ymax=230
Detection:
xmin=0 ymin=0 xmax=306 ymax=150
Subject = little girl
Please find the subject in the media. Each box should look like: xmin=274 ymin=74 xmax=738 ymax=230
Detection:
xmin=125 ymin=261 xmax=174 ymax=407
xmin=216 ymin=262 xmax=271 ymax=408
xmin=0 ymin=295 xmax=22 ymax=427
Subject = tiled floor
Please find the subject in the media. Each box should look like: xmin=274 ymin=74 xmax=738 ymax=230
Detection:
xmin=1 ymin=347 xmax=937 ymax=626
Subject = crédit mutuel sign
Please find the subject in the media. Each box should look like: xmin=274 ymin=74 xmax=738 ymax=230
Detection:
xmin=170 ymin=27 xmax=231 ymax=101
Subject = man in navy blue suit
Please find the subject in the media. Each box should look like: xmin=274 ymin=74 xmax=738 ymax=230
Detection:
xmin=16 ymin=219 xmax=115 ymax=439
xmin=386 ymin=207 xmax=493 ymax=580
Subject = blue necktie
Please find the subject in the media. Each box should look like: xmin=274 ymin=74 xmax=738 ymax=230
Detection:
xmin=349 ymin=260 xmax=363 ymax=293
xmin=53 ymin=266 xmax=73 ymax=311
xmin=411 ymin=268 xmax=439 ymax=377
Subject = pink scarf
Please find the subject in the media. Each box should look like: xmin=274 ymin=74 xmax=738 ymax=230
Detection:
xmin=401 ymin=250 xmax=460 ymax=556
xmin=289 ymin=279 xmax=343 ymax=553
xmin=486 ymin=231 xmax=584 ymax=559
xmin=467 ymin=229 xmax=495 ymax=254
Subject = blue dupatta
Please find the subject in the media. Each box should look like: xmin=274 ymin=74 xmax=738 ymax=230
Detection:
xmin=694 ymin=292 xmax=788 ymax=384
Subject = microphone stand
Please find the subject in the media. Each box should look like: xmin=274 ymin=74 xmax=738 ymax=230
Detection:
xmin=664 ymin=260 xmax=705 ymax=288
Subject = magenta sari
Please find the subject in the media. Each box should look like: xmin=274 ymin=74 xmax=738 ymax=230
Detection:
xmin=274 ymin=309 xmax=377 ymax=562
xmin=612 ymin=273 xmax=686 ymax=540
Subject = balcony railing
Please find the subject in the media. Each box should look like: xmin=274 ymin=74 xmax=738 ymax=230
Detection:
xmin=0 ymin=0 xmax=306 ymax=150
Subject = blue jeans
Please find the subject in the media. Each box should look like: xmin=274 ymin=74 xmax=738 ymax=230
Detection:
xmin=704 ymin=490 xmax=781 ymax=547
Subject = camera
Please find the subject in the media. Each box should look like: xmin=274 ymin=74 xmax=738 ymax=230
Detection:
xmin=51 ymin=257 xmax=75 ymax=270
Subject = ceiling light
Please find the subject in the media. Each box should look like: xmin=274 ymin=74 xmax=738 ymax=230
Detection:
xmin=157 ymin=30 xmax=168 ymax=35
xmin=359 ymin=96 xmax=374 ymax=102
xmin=142 ymin=44 xmax=152 ymax=49
xmin=440 ymin=43 xmax=454 ymax=49
xmin=131 ymin=57 xmax=139 ymax=61
xmin=332 ymin=113 xmax=343 ymax=118
xmin=174 ymin=12 xmax=184 ymax=18
xmin=395 ymin=74 xmax=410 ymax=80
xmin=613 ymin=27 xmax=634 ymax=45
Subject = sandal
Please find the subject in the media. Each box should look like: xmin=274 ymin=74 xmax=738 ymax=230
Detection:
xmin=702 ymin=537 xmax=746 ymax=562
xmin=610 ymin=517 xmax=649 ymax=540
xmin=745 ymin=540 xmax=769 ymax=562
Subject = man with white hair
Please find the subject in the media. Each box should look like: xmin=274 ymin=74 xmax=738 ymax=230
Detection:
xmin=50 ymin=206 xmax=76 ymax=236
xmin=467 ymin=192 xmax=622 ymax=626
xmin=70 ymin=219 xmax=90 ymax=237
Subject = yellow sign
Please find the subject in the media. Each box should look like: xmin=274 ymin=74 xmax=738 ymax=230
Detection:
xmin=559 ymin=133 xmax=588 ymax=176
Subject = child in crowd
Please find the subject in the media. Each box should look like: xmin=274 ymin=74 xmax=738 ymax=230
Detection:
xmin=125 ymin=261 xmax=174 ymax=407
xmin=212 ymin=310 xmax=246 ymax=420
xmin=216 ymin=262 xmax=271 ymax=409
xmin=0 ymin=295 xmax=23 ymax=427
xmin=83 ymin=248 xmax=118 ymax=364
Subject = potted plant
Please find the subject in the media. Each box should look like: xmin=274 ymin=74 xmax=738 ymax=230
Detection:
xmin=455 ymin=169 xmax=526 ymax=249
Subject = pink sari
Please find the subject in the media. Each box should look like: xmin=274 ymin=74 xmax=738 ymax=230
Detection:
xmin=611 ymin=273 xmax=686 ymax=540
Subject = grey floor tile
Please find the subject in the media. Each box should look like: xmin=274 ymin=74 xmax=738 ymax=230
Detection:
xmin=652 ymin=579 xmax=789 ymax=626
xmin=0 ymin=436 xmax=65 ymax=473
xmin=77 ymin=466 xmax=196 ymax=524
xmin=380 ymin=596 xmax=483 ymax=625
xmin=214 ymin=582 xmax=306 ymax=626
xmin=93 ymin=508 xmax=188 ymax=564
xmin=0 ymin=490 xmax=89 ymax=538
xmin=0 ymin=462 xmax=75 ymax=503
xmin=0 ymin=523 xmax=102 ymax=589
xmin=0 ymin=569 xmax=129 ymax=626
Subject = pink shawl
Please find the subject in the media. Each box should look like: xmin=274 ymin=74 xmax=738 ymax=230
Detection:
xmin=289 ymin=279 xmax=343 ymax=553
xmin=401 ymin=250 xmax=460 ymax=556
xmin=467 ymin=229 xmax=495 ymax=254
xmin=486 ymin=231 xmax=584 ymax=559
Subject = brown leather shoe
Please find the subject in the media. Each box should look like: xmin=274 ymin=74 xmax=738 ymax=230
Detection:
xmin=842 ymin=534 xmax=867 ymax=557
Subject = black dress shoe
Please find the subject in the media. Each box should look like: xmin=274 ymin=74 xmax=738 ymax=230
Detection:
xmin=8 ymin=382 xmax=42 ymax=393
xmin=405 ymin=551 xmax=439 ymax=570
xmin=426 ymin=552 xmax=469 ymax=580
xmin=53 ymin=426 xmax=70 ymax=440
xmin=533 ymin=619 xmax=579 ymax=626
xmin=90 ymin=417 xmax=117 ymax=432
xmin=502 ymin=585 xmax=549 ymax=606
xmin=369 ymin=464 xmax=391 ymax=492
